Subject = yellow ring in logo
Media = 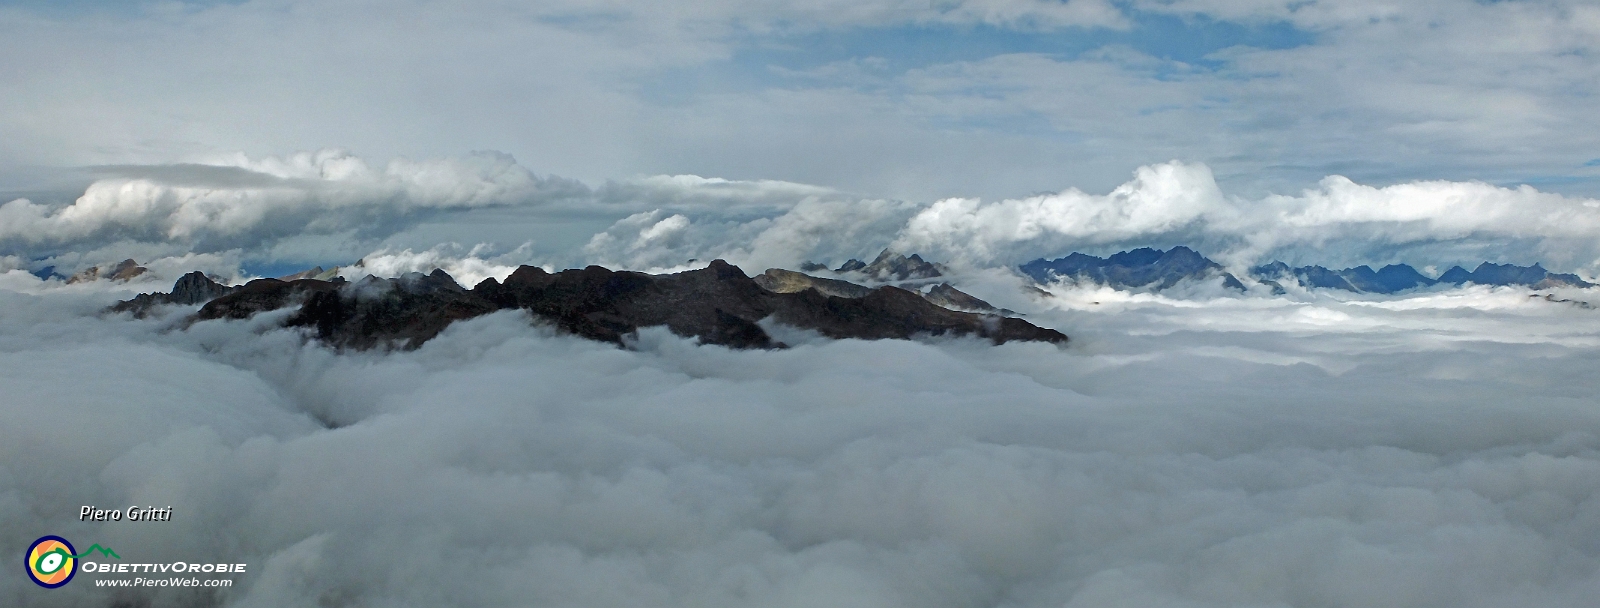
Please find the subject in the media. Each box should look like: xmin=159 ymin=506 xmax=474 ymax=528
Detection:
xmin=26 ymin=536 xmax=76 ymax=588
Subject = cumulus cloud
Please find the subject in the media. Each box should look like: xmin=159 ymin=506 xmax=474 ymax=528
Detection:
xmin=890 ymin=161 xmax=1600 ymax=274
xmin=0 ymin=150 xmax=584 ymax=257
xmin=4 ymin=263 xmax=1600 ymax=606
xmin=16 ymin=152 xmax=1600 ymax=282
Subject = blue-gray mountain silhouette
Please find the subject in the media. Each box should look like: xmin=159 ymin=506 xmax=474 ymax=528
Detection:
xmin=1251 ymin=262 xmax=1440 ymax=294
xmin=1019 ymin=247 xmax=1245 ymax=291
xmin=1437 ymin=262 xmax=1593 ymax=289
xmin=1023 ymin=247 xmax=1594 ymax=294
xmin=1254 ymin=261 xmax=1592 ymax=293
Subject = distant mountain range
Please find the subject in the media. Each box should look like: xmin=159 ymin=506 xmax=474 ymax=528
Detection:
xmin=1022 ymin=247 xmax=1595 ymax=294
xmin=1020 ymin=247 xmax=1246 ymax=291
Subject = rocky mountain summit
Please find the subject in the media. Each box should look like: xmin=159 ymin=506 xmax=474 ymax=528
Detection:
xmin=113 ymin=261 xmax=1066 ymax=350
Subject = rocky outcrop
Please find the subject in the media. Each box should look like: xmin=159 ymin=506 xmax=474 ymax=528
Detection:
xmin=1021 ymin=247 xmax=1244 ymax=291
xmin=921 ymin=283 xmax=1008 ymax=314
xmin=755 ymin=269 xmax=1010 ymax=315
xmin=116 ymin=261 xmax=1067 ymax=350
xmin=753 ymin=268 xmax=873 ymax=298
xmin=279 ymin=270 xmax=499 ymax=350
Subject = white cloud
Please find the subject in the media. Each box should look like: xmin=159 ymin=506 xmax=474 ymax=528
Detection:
xmin=0 ymin=150 xmax=579 ymax=257
xmin=888 ymin=161 xmax=1600 ymax=273
xmin=8 ymin=0 xmax=1600 ymax=203
xmin=15 ymin=152 xmax=1600 ymax=281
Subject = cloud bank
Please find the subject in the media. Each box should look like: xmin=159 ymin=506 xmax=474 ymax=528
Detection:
xmin=0 ymin=151 xmax=582 ymax=258
xmin=4 ymin=269 xmax=1600 ymax=606
xmin=14 ymin=152 xmax=1600 ymax=282
xmin=8 ymin=0 xmax=1600 ymax=201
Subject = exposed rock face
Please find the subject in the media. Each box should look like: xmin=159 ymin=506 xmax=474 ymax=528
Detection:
xmin=757 ymin=269 xmax=1012 ymax=315
xmin=109 ymin=272 xmax=241 ymax=317
xmin=282 ymin=270 xmax=499 ymax=350
xmin=921 ymin=283 xmax=1007 ymax=314
xmin=1021 ymin=247 xmax=1244 ymax=291
xmin=754 ymin=268 xmax=873 ymax=298
xmin=117 ymin=261 xmax=1067 ymax=350
xmin=833 ymin=249 xmax=943 ymax=281
xmin=197 ymin=277 xmax=343 ymax=320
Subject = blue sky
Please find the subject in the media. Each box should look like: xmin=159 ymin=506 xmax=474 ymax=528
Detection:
xmin=3 ymin=0 xmax=1599 ymax=203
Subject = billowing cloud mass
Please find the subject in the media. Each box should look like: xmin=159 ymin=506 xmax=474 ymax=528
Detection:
xmin=4 ymin=268 xmax=1600 ymax=606
xmin=7 ymin=0 xmax=1600 ymax=200
xmin=5 ymin=155 xmax=1600 ymax=607
xmin=14 ymin=152 xmax=1600 ymax=281
xmin=8 ymin=0 xmax=1600 ymax=604
xmin=0 ymin=150 xmax=583 ymax=258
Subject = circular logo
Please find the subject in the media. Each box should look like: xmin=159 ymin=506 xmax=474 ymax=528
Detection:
xmin=26 ymin=536 xmax=77 ymax=588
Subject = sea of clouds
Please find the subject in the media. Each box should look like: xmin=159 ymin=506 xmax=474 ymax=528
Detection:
xmin=4 ymin=154 xmax=1600 ymax=606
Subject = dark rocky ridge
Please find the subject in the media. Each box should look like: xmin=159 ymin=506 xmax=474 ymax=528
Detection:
xmin=115 ymin=261 xmax=1067 ymax=350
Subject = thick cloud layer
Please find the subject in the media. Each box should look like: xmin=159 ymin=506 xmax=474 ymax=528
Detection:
xmin=0 ymin=151 xmax=584 ymax=259
xmin=19 ymin=153 xmax=1600 ymax=281
xmin=576 ymin=160 xmax=1600 ymax=275
xmin=3 ymin=268 xmax=1600 ymax=607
